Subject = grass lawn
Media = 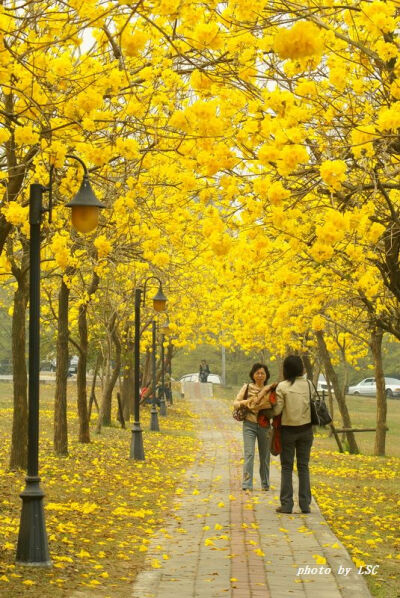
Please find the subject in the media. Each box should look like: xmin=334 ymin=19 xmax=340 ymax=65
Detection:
xmin=0 ymin=382 xmax=198 ymax=597
xmin=218 ymin=384 xmax=400 ymax=598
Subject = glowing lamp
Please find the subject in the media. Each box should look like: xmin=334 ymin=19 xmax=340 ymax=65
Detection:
xmin=66 ymin=175 xmax=105 ymax=233
xmin=152 ymin=286 xmax=167 ymax=312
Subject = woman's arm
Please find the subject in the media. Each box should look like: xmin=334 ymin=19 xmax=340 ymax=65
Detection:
xmin=272 ymin=384 xmax=285 ymax=416
xmin=233 ymin=384 xmax=248 ymax=409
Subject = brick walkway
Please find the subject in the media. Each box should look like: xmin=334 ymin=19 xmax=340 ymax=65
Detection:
xmin=131 ymin=389 xmax=372 ymax=598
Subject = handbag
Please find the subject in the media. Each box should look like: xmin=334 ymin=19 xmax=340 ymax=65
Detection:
xmin=270 ymin=414 xmax=282 ymax=455
xmin=232 ymin=384 xmax=249 ymax=421
xmin=307 ymin=380 xmax=332 ymax=426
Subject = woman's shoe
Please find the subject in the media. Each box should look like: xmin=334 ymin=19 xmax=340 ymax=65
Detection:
xmin=275 ymin=506 xmax=292 ymax=513
xmin=261 ymin=487 xmax=269 ymax=491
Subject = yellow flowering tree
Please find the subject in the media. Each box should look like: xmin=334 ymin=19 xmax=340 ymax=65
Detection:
xmin=3 ymin=0 xmax=400 ymax=464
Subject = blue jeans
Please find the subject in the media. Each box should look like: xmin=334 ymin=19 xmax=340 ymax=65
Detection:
xmin=242 ymin=420 xmax=270 ymax=490
xmin=280 ymin=424 xmax=313 ymax=512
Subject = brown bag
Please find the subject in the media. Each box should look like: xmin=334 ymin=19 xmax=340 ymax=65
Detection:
xmin=232 ymin=385 xmax=249 ymax=421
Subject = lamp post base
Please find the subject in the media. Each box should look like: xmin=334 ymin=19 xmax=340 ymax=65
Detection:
xmin=150 ymin=406 xmax=160 ymax=431
xmin=16 ymin=476 xmax=51 ymax=567
xmin=130 ymin=422 xmax=145 ymax=460
xmin=159 ymin=398 xmax=167 ymax=416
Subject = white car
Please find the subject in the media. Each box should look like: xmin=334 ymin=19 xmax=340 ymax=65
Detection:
xmin=316 ymin=375 xmax=334 ymax=396
xmin=347 ymin=377 xmax=400 ymax=398
xmin=68 ymin=355 xmax=79 ymax=376
xmin=179 ymin=373 xmax=222 ymax=385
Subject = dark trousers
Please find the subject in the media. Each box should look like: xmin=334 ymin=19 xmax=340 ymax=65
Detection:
xmin=280 ymin=424 xmax=313 ymax=512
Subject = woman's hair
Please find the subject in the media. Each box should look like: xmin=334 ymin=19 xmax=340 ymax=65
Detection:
xmin=283 ymin=355 xmax=304 ymax=384
xmin=249 ymin=363 xmax=270 ymax=384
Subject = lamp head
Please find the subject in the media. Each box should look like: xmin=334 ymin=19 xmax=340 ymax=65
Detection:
xmin=66 ymin=175 xmax=106 ymax=233
xmin=152 ymin=286 xmax=167 ymax=312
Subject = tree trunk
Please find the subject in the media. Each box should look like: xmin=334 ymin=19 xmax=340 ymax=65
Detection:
xmin=121 ymin=341 xmax=134 ymax=421
xmin=316 ymin=330 xmax=359 ymax=454
xmin=76 ymin=272 xmax=99 ymax=443
xmin=370 ymin=328 xmax=387 ymax=456
xmin=96 ymin=313 xmax=121 ymax=431
xmin=9 ymin=272 xmax=28 ymax=470
xmin=301 ymin=351 xmax=313 ymax=380
xmin=142 ymin=349 xmax=151 ymax=387
xmin=325 ymin=371 xmax=334 ymax=420
xmin=77 ymin=302 xmax=90 ymax=443
xmin=88 ymin=353 xmax=101 ymax=421
xmin=54 ymin=278 xmax=69 ymax=455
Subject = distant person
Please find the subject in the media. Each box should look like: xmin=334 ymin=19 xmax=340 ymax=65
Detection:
xmin=233 ymin=363 xmax=275 ymax=492
xmin=199 ymin=360 xmax=210 ymax=383
xmin=273 ymin=355 xmax=314 ymax=514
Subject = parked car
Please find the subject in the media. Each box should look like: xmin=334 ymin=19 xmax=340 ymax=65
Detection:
xmin=68 ymin=355 xmax=79 ymax=376
xmin=347 ymin=377 xmax=400 ymax=398
xmin=316 ymin=375 xmax=334 ymax=396
xmin=179 ymin=373 xmax=222 ymax=385
xmin=0 ymin=359 xmax=12 ymax=374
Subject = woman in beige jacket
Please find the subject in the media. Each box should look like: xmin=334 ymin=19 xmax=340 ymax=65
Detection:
xmin=273 ymin=355 xmax=314 ymax=514
xmin=233 ymin=363 xmax=275 ymax=492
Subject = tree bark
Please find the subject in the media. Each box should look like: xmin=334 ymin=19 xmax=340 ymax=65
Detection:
xmin=9 ymin=249 xmax=29 ymax=470
xmin=77 ymin=302 xmax=90 ymax=443
xmin=325 ymin=370 xmax=335 ymax=420
xmin=301 ymin=351 xmax=313 ymax=380
xmin=96 ymin=313 xmax=121 ymax=431
xmin=88 ymin=353 xmax=101 ymax=421
xmin=141 ymin=349 xmax=151 ymax=388
xmin=76 ymin=272 xmax=100 ymax=443
xmin=121 ymin=340 xmax=134 ymax=421
xmin=370 ymin=328 xmax=387 ymax=456
xmin=316 ymin=330 xmax=359 ymax=454
xmin=54 ymin=278 xmax=69 ymax=455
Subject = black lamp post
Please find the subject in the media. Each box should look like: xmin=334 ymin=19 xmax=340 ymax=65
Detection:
xmin=16 ymin=156 xmax=105 ymax=566
xmin=130 ymin=277 xmax=167 ymax=460
xmin=150 ymin=320 xmax=159 ymax=432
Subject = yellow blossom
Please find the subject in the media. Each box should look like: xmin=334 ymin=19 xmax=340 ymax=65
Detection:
xmin=94 ymin=235 xmax=112 ymax=258
xmin=320 ymin=160 xmax=347 ymax=190
xmin=274 ymin=22 xmax=324 ymax=60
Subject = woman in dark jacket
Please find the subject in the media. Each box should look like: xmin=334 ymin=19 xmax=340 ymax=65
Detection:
xmin=199 ymin=360 xmax=210 ymax=382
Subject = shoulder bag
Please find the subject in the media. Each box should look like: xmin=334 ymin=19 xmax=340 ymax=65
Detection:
xmin=307 ymin=380 xmax=332 ymax=426
xmin=232 ymin=385 xmax=249 ymax=421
